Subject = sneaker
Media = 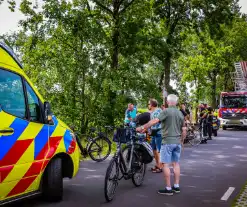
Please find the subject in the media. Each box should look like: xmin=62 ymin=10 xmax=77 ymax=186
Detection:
xmin=172 ymin=186 xmax=180 ymax=193
xmin=158 ymin=189 xmax=173 ymax=196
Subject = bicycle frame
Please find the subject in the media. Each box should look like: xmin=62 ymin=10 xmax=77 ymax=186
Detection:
xmin=114 ymin=139 xmax=135 ymax=179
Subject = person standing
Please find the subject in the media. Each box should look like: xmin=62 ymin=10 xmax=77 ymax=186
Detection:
xmin=206 ymin=107 xmax=213 ymax=140
xmin=148 ymin=99 xmax=163 ymax=173
xmin=137 ymin=94 xmax=186 ymax=196
xmin=180 ymin=103 xmax=190 ymax=121
xmin=124 ymin=103 xmax=137 ymax=126
xmin=199 ymin=103 xmax=208 ymax=144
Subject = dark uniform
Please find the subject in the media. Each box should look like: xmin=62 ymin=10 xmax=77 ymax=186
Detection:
xmin=206 ymin=108 xmax=214 ymax=140
xmin=199 ymin=107 xmax=208 ymax=143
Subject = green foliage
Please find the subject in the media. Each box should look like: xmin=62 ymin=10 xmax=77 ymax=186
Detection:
xmin=1 ymin=0 xmax=246 ymax=131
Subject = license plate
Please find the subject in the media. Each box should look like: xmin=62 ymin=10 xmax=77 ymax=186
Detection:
xmin=213 ymin=123 xmax=217 ymax=126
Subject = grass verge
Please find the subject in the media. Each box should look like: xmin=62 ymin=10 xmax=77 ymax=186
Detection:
xmin=232 ymin=181 xmax=247 ymax=207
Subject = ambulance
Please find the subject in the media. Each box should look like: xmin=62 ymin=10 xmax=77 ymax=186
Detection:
xmin=0 ymin=42 xmax=80 ymax=205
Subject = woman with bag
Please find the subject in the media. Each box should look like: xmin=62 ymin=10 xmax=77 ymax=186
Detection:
xmin=148 ymin=99 xmax=163 ymax=173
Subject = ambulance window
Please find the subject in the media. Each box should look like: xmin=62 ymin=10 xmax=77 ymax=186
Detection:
xmin=25 ymin=81 xmax=42 ymax=122
xmin=0 ymin=69 xmax=26 ymax=118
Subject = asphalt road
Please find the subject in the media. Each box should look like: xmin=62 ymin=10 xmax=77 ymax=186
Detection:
xmin=11 ymin=129 xmax=247 ymax=207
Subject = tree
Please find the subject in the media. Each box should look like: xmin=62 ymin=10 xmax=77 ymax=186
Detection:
xmin=151 ymin=0 xmax=240 ymax=95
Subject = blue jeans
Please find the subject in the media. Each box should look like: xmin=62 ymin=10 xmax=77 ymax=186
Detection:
xmin=151 ymin=134 xmax=162 ymax=152
xmin=160 ymin=144 xmax=182 ymax=163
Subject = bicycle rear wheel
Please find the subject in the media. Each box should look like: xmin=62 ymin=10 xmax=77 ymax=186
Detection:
xmin=189 ymin=129 xmax=202 ymax=146
xmin=88 ymin=137 xmax=111 ymax=162
xmin=104 ymin=158 xmax=119 ymax=202
xmin=131 ymin=150 xmax=146 ymax=187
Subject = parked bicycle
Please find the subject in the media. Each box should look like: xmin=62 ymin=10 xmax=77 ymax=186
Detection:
xmin=183 ymin=123 xmax=202 ymax=146
xmin=104 ymin=125 xmax=153 ymax=202
xmin=74 ymin=126 xmax=112 ymax=162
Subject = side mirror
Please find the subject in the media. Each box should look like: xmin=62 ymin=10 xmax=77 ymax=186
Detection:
xmin=44 ymin=101 xmax=53 ymax=124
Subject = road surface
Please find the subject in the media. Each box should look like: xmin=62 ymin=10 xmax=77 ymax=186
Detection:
xmin=10 ymin=129 xmax=247 ymax=207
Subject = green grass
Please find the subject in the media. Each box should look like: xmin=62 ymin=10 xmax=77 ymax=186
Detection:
xmin=137 ymin=108 xmax=148 ymax=113
xmin=232 ymin=181 xmax=247 ymax=207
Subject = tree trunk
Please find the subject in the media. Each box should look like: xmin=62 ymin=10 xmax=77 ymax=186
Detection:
xmin=164 ymin=55 xmax=171 ymax=90
xmin=72 ymin=75 xmax=77 ymax=125
xmin=107 ymin=0 xmax=120 ymax=126
xmin=211 ymin=71 xmax=217 ymax=109
xmin=163 ymin=52 xmax=172 ymax=94
xmin=161 ymin=53 xmax=172 ymax=108
xmin=223 ymin=69 xmax=228 ymax=91
xmin=78 ymin=39 xmax=87 ymax=134
xmin=80 ymin=63 xmax=86 ymax=134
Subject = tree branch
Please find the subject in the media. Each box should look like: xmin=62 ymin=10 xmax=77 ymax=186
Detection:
xmin=53 ymin=33 xmax=79 ymax=53
xmin=86 ymin=0 xmax=110 ymax=37
xmin=92 ymin=0 xmax=113 ymax=15
xmin=120 ymin=0 xmax=136 ymax=14
xmin=166 ymin=0 xmax=171 ymax=27
xmin=120 ymin=0 xmax=125 ymax=5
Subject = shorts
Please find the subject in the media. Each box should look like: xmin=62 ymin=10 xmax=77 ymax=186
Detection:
xmin=160 ymin=144 xmax=182 ymax=164
xmin=151 ymin=134 xmax=162 ymax=152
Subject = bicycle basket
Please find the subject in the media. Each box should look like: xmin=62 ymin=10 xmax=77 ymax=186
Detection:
xmin=113 ymin=128 xmax=131 ymax=143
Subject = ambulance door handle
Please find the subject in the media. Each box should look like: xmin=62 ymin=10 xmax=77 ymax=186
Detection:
xmin=0 ymin=128 xmax=14 ymax=134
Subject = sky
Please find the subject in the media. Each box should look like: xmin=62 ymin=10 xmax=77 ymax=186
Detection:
xmin=0 ymin=0 xmax=247 ymax=35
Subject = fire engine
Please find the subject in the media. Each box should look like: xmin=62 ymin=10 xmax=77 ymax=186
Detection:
xmin=218 ymin=62 xmax=247 ymax=130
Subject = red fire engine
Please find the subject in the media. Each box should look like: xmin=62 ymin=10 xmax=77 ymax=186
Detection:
xmin=218 ymin=62 xmax=247 ymax=130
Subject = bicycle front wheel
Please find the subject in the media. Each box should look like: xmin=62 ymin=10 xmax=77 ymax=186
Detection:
xmin=88 ymin=137 xmax=111 ymax=162
xmin=132 ymin=150 xmax=146 ymax=187
xmin=189 ymin=129 xmax=202 ymax=146
xmin=104 ymin=158 xmax=119 ymax=202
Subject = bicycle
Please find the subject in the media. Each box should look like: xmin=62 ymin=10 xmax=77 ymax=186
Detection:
xmin=104 ymin=126 xmax=152 ymax=202
xmin=74 ymin=126 xmax=112 ymax=162
xmin=198 ymin=119 xmax=209 ymax=142
xmin=184 ymin=123 xmax=202 ymax=146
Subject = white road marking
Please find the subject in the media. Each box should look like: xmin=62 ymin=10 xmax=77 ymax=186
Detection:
xmin=221 ymin=187 xmax=235 ymax=201
xmin=79 ymin=167 xmax=96 ymax=172
xmin=237 ymin=154 xmax=247 ymax=158
xmin=70 ymin=184 xmax=84 ymax=186
xmin=233 ymin=145 xmax=245 ymax=149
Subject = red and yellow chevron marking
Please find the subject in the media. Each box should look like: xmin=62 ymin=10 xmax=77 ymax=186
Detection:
xmin=23 ymin=161 xmax=44 ymax=178
xmin=7 ymin=176 xmax=38 ymax=197
xmin=0 ymin=114 xmax=77 ymax=200
xmin=0 ymin=166 xmax=14 ymax=184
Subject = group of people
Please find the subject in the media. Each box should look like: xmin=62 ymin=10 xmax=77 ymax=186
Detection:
xmin=123 ymin=97 xmax=220 ymax=196
xmin=124 ymin=95 xmax=187 ymax=196
xmin=197 ymin=103 xmax=219 ymax=144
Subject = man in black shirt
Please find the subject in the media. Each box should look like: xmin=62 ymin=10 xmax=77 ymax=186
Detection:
xmin=199 ymin=103 xmax=208 ymax=144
